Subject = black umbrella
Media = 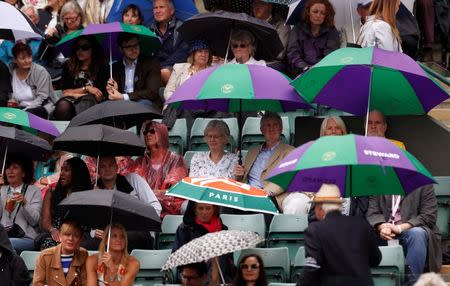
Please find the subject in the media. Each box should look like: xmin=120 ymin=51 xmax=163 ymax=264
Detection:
xmin=0 ymin=126 xmax=52 ymax=174
xmin=177 ymin=10 xmax=284 ymax=61
xmin=68 ymin=101 xmax=162 ymax=129
xmin=59 ymin=190 xmax=161 ymax=232
xmin=53 ymin=124 xmax=145 ymax=157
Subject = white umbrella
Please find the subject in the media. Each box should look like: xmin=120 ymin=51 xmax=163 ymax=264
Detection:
xmin=0 ymin=2 xmax=42 ymax=41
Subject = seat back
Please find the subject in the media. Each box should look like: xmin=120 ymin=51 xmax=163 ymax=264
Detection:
xmin=190 ymin=118 xmax=238 ymax=151
xmin=131 ymin=249 xmax=173 ymax=286
xmin=434 ymin=176 xmax=450 ymax=238
xmin=220 ymin=214 xmax=266 ymax=238
xmin=20 ymin=251 xmax=41 ymax=280
xmin=157 ymin=215 xmax=183 ymax=250
xmin=168 ymin=118 xmax=188 ymax=155
xmin=183 ymin=151 xmax=200 ymax=171
xmin=371 ymin=245 xmax=405 ymax=286
xmin=291 ymin=246 xmax=305 ymax=282
xmin=268 ymin=214 xmax=308 ymax=262
xmin=236 ymin=247 xmax=290 ymax=283
xmin=51 ymin=120 xmax=70 ymax=133
xmin=241 ymin=117 xmax=290 ymax=150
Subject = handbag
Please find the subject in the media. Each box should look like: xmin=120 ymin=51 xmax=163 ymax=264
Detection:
xmin=5 ymin=185 xmax=28 ymax=238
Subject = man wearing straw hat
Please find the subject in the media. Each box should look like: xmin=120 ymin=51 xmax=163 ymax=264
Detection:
xmin=297 ymin=184 xmax=381 ymax=286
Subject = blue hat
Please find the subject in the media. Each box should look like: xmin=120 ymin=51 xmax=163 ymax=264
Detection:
xmin=189 ymin=39 xmax=209 ymax=54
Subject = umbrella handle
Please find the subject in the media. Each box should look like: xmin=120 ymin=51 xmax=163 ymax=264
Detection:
xmin=214 ymin=257 xmax=226 ymax=285
xmin=224 ymin=27 xmax=233 ymax=64
xmin=1 ymin=143 xmax=8 ymax=177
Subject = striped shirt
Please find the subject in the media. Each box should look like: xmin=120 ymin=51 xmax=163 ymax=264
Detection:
xmin=61 ymin=254 xmax=74 ymax=276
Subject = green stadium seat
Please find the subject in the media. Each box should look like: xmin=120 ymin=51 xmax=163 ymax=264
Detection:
xmin=279 ymin=110 xmax=314 ymax=143
xmin=20 ymin=250 xmax=40 ymax=281
xmin=290 ymin=246 xmax=305 ymax=282
xmin=371 ymin=245 xmax=405 ymax=286
xmin=51 ymin=120 xmax=70 ymax=133
xmin=156 ymin=215 xmax=183 ymax=250
xmin=190 ymin=118 xmax=238 ymax=151
xmin=153 ymin=118 xmax=187 ymax=155
xmin=267 ymin=214 xmax=308 ymax=263
xmin=131 ymin=249 xmax=174 ymax=286
xmin=220 ymin=214 xmax=266 ymax=238
xmin=236 ymin=247 xmax=290 ymax=283
xmin=241 ymin=117 xmax=290 ymax=150
xmin=183 ymin=151 xmax=200 ymax=171
xmin=434 ymin=176 xmax=450 ymax=239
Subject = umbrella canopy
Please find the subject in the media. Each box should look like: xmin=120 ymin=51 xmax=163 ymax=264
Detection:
xmin=57 ymin=22 xmax=160 ymax=60
xmin=167 ymin=177 xmax=279 ymax=214
xmin=266 ymin=134 xmax=436 ymax=197
xmin=0 ymin=2 xmax=42 ymax=41
xmin=107 ymin=0 xmax=198 ymax=27
xmin=162 ymin=230 xmax=264 ymax=270
xmin=0 ymin=107 xmax=60 ymax=137
xmin=167 ymin=64 xmax=310 ymax=112
xmin=291 ymin=47 xmax=450 ymax=116
xmin=58 ymin=189 xmax=161 ymax=231
xmin=52 ymin=124 xmax=145 ymax=157
xmin=177 ymin=10 xmax=284 ymax=61
xmin=67 ymin=101 xmax=162 ymax=129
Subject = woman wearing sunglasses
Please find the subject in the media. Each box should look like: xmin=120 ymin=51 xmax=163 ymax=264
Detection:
xmin=133 ymin=121 xmax=188 ymax=217
xmin=233 ymin=254 xmax=267 ymax=286
xmin=53 ymin=35 xmax=109 ymax=120
xmin=227 ymin=30 xmax=266 ymax=66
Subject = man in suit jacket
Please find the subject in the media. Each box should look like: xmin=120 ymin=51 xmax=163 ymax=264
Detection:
xmin=107 ymin=33 xmax=163 ymax=111
xmin=366 ymin=185 xmax=442 ymax=284
xmin=234 ymin=112 xmax=310 ymax=214
xmin=297 ymin=184 xmax=382 ymax=286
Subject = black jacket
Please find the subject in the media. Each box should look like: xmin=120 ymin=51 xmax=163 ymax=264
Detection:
xmin=0 ymin=61 xmax=11 ymax=107
xmin=297 ymin=211 xmax=381 ymax=286
xmin=0 ymin=224 xmax=31 ymax=286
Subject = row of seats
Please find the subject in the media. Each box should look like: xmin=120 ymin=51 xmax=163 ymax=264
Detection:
xmin=20 ymin=245 xmax=405 ymax=286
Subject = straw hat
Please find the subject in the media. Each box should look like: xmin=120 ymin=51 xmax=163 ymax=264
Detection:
xmin=310 ymin=184 xmax=344 ymax=204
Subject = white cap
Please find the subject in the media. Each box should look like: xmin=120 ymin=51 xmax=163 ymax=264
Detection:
xmin=357 ymin=0 xmax=372 ymax=7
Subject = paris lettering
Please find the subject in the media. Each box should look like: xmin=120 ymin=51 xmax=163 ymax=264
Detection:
xmin=209 ymin=192 xmax=239 ymax=202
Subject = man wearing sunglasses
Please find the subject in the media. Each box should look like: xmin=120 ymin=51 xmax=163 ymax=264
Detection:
xmin=106 ymin=33 xmax=163 ymax=111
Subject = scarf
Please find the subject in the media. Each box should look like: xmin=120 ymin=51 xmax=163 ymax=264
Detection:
xmin=195 ymin=216 xmax=222 ymax=233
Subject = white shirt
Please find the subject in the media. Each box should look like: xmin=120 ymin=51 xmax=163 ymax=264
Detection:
xmin=189 ymin=152 xmax=238 ymax=179
xmin=357 ymin=16 xmax=403 ymax=52
xmin=122 ymin=58 xmax=138 ymax=101
xmin=12 ymin=71 xmax=34 ymax=105
xmin=228 ymin=57 xmax=266 ymax=66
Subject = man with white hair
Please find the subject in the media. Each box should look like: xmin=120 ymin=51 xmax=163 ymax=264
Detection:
xmin=297 ymin=184 xmax=381 ymax=286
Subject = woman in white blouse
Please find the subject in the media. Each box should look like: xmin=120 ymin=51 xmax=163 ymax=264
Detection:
xmin=189 ymin=120 xmax=238 ymax=178
xmin=357 ymin=0 xmax=402 ymax=52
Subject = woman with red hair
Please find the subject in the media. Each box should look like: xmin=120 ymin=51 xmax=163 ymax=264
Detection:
xmin=286 ymin=0 xmax=340 ymax=78
xmin=133 ymin=121 xmax=188 ymax=216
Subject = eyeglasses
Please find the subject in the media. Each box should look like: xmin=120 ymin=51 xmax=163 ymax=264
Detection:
xmin=121 ymin=43 xmax=140 ymax=50
xmin=143 ymin=128 xmax=156 ymax=135
xmin=76 ymin=44 xmax=92 ymax=51
xmin=232 ymin=43 xmax=249 ymax=49
xmin=63 ymin=15 xmax=80 ymax=22
xmin=240 ymin=263 xmax=260 ymax=271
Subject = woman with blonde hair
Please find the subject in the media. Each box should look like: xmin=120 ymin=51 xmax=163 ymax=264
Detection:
xmin=319 ymin=116 xmax=347 ymax=137
xmin=86 ymin=223 xmax=140 ymax=286
xmin=357 ymin=0 xmax=402 ymax=52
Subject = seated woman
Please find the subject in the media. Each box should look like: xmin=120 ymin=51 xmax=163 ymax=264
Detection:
xmin=33 ymin=220 xmax=88 ymax=286
xmin=233 ymin=254 xmax=268 ymax=286
xmin=121 ymin=4 xmax=143 ymax=25
xmin=8 ymin=42 xmax=56 ymax=119
xmin=173 ymin=201 xmax=235 ymax=284
xmin=0 ymin=155 xmax=42 ymax=253
xmin=319 ymin=115 xmax=347 ymax=137
xmin=86 ymin=224 xmax=140 ymax=286
xmin=38 ymin=157 xmax=92 ymax=250
xmin=228 ymin=30 xmax=266 ymax=66
xmin=286 ymin=0 xmax=340 ymax=78
xmin=133 ymin=121 xmax=188 ymax=216
xmin=53 ymin=35 xmax=109 ymax=120
xmin=189 ymin=120 xmax=238 ymax=178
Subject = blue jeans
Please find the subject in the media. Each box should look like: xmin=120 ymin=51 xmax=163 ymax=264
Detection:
xmin=399 ymin=227 xmax=428 ymax=283
xmin=10 ymin=237 xmax=36 ymax=254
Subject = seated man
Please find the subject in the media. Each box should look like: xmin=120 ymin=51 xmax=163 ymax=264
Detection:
xmin=150 ymin=0 xmax=189 ymax=85
xmin=107 ymin=33 xmax=162 ymax=111
xmin=179 ymin=262 xmax=209 ymax=286
xmin=366 ymin=185 xmax=442 ymax=284
xmin=366 ymin=110 xmax=405 ymax=149
xmin=234 ymin=112 xmax=309 ymax=214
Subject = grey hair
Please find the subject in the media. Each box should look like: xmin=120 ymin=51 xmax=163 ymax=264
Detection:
xmin=231 ymin=29 xmax=257 ymax=57
xmin=260 ymin=112 xmax=282 ymax=129
xmin=204 ymin=120 xmax=231 ymax=143
xmin=413 ymin=272 xmax=447 ymax=286
xmin=21 ymin=5 xmax=39 ymax=19
xmin=319 ymin=116 xmax=347 ymax=137
xmin=60 ymin=1 xmax=84 ymax=24
xmin=320 ymin=203 xmax=341 ymax=215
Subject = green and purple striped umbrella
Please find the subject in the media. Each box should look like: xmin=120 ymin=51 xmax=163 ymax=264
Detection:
xmin=166 ymin=64 xmax=310 ymax=112
xmin=291 ymin=47 xmax=450 ymax=116
xmin=267 ymin=134 xmax=435 ymax=197
xmin=0 ymin=107 xmax=59 ymax=137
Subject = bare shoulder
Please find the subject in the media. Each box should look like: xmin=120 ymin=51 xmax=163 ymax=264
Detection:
xmin=127 ymin=255 xmax=140 ymax=268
